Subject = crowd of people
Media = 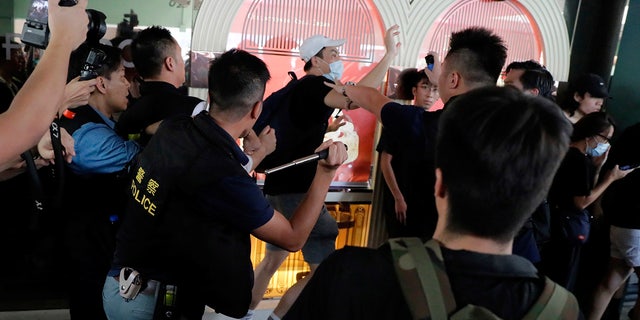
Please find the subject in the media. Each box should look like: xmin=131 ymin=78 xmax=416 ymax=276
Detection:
xmin=2 ymin=1 xmax=640 ymax=320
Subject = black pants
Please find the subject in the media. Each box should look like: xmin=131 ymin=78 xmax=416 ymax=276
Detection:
xmin=65 ymin=217 xmax=116 ymax=320
xmin=541 ymin=239 xmax=582 ymax=292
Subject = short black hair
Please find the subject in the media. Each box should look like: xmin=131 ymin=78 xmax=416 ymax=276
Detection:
xmin=505 ymin=60 xmax=544 ymax=73
xmin=571 ymin=111 xmax=615 ymax=142
xmin=445 ymin=27 xmax=507 ymax=85
xmin=436 ymin=86 xmax=572 ymax=242
xmin=68 ymin=43 xmax=122 ymax=82
xmin=505 ymin=60 xmax=555 ymax=100
xmin=521 ymin=69 xmax=555 ymax=99
xmin=131 ymin=26 xmax=177 ymax=78
xmin=208 ymin=49 xmax=271 ymax=120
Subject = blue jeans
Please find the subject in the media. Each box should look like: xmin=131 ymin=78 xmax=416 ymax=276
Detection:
xmin=265 ymin=193 xmax=338 ymax=264
xmin=102 ymin=275 xmax=158 ymax=320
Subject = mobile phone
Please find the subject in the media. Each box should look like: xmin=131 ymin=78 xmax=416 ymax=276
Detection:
xmin=620 ymin=164 xmax=640 ymax=170
xmin=425 ymin=54 xmax=434 ymax=71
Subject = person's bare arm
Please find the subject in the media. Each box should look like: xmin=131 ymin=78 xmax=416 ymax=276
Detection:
xmin=357 ymin=24 xmax=401 ymax=88
xmin=324 ymin=25 xmax=401 ymax=109
xmin=0 ymin=156 xmax=26 ymax=181
xmin=326 ymin=83 xmax=391 ymax=121
xmin=0 ymin=0 xmax=88 ymax=165
xmin=380 ymin=152 xmax=407 ymax=224
xmin=573 ymin=165 xmax=635 ymax=210
xmin=251 ymin=140 xmax=347 ymax=251
xmin=60 ymin=76 xmax=96 ymax=114
xmin=144 ymin=121 xmax=162 ymax=135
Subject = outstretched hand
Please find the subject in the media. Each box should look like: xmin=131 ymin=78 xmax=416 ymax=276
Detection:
xmin=324 ymin=81 xmax=344 ymax=96
xmin=61 ymin=76 xmax=96 ymax=113
xmin=327 ymin=113 xmax=352 ymax=133
xmin=47 ymin=0 xmax=89 ymax=50
xmin=608 ymin=164 xmax=636 ymax=182
xmin=384 ymin=24 xmax=401 ymax=58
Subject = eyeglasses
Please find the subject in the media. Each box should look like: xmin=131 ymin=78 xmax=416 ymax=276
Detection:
xmin=596 ymin=134 xmax=610 ymax=143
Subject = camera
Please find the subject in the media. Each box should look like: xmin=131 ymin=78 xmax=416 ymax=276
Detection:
xmin=21 ymin=0 xmax=107 ymax=49
xmin=79 ymin=47 xmax=107 ymax=80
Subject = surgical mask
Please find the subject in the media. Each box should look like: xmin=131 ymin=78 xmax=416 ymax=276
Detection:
xmin=586 ymin=142 xmax=610 ymax=157
xmin=319 ymin=59 xmax=344 ymax=81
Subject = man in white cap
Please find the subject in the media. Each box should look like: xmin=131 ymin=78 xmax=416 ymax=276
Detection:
xmin=245 ymin=25 xmax=400 ymax=320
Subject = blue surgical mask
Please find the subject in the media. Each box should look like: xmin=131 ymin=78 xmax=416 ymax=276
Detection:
xmin=319 ymin=59 xmax=344 ymax=81
xmin=586 ymin=142 xmax=610 ymax=157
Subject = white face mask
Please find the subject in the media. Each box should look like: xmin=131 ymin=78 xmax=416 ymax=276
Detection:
xmin=318 ymin=58 xmax=344 ymax=81
xmin=586 ymin=141 xmax=610 ymax=157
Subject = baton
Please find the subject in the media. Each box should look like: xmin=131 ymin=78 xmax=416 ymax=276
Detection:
xmin=264 ymin=145 xmax=347 ymax=175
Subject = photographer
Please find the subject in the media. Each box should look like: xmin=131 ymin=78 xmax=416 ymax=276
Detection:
xmin=59 ymin=42 xmax=140 ymax=320
xmin=0 ymin=0 xmax=89 ymax=168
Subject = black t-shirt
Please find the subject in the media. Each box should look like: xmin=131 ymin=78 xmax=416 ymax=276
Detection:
xmin=376 ymin=124 xmax=437 ymax=238
xmin=284 ymin=244 xmax=550 ymax=320
xmin=376 ymin=101 xmax=447 ymax=238
xmin=548 ymin=147 xmax=593 ymax=212
xmin=115 ymin=81 xmax=203 ymax=146
xmin=263 ymin=75 xmax=334 ymax=195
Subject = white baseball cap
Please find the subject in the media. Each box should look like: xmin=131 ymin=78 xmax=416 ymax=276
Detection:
xmin=299 ymin=35 xmax=346 ymax=62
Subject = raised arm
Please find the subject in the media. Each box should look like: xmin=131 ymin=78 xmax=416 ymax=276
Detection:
xmin=357 ymin=24 xmax=401 ymax=87
xmin=324 ymin=25 xmax=401 ymax=109
xmin=0 ymin=0 xmax=89 ymax=165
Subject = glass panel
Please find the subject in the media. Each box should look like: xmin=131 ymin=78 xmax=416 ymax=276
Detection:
xmin=419 ymin=0 xmax=543 ymax=87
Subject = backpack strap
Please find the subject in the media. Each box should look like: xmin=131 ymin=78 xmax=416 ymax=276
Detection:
xmin=522 ymin=277 xmax=580 ymax=320
xmin=389 ymin=237 xmax=456 ymax=320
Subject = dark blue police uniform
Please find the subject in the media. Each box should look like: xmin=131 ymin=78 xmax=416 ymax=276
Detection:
xmin=105 ymin=112 xmax=274 ymax=319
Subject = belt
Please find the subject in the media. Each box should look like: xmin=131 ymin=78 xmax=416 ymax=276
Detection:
xmin=114 ymin=275 xmax=160 ymax=296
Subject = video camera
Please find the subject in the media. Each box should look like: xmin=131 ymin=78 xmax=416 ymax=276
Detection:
xmin=21 ymin=0 xmax=107 ymax=49
xmin=79 ymin=47 xmax=107 ymax=80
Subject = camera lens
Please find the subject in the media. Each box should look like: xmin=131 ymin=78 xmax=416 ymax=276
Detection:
xmin=86 ymin=9 xmax=107 ymax=43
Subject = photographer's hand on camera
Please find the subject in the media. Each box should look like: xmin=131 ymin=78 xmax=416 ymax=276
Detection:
xmin=61 ymin=76 xmax=97 ymax=113
xmin=48 ymin=0 xmax=89 ymax=50
xmin=0 ymin=0 xmax=89 ymax=166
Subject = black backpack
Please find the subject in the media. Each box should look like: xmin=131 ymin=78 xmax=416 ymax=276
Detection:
xmin=253 ymin=71 xmax=311 ymax=172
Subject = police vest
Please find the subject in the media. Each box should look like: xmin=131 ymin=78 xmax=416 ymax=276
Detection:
xmin=114 ymin=114 xmax=253 ymax=318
